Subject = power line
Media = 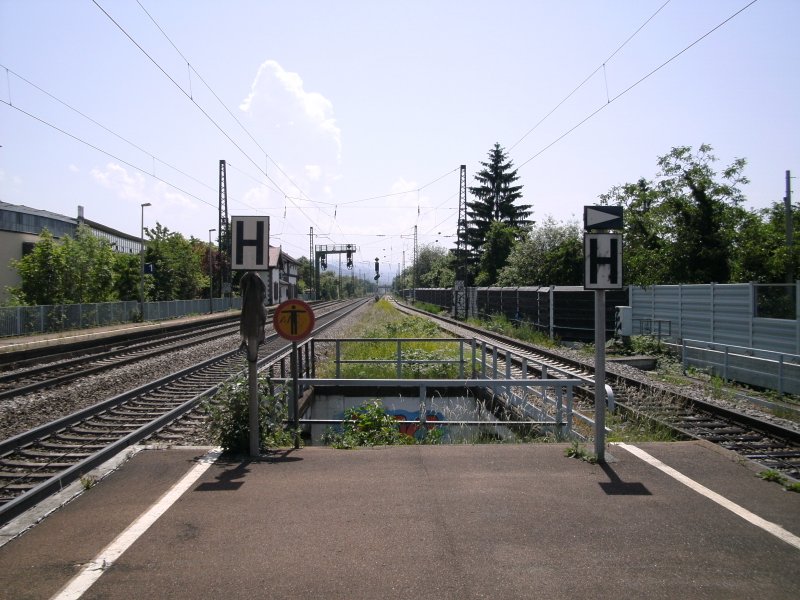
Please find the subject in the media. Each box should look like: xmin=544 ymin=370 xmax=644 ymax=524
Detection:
xmin=508 ymin=0 xmax=672 ymax=151
xmin=0 ymin=76 xmax=291 ymax=227
xmin=134 ymin=1 xmax=320 ymax=208
xmin=93 ymin=0 xmax=295 ymax=202
xmin=516 ymin=0 xmax=760 ymax=170
xmin=1 ymin=98 xmax=218 ymax=211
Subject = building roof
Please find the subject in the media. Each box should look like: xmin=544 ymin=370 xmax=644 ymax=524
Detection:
xmin=268 ymin=245 xmax=299 ymax=268
xmin=0 ymin=200 xmax=76 ymax=225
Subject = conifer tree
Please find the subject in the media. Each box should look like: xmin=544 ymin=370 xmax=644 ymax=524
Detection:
xmin=466 ymin=143 xmax=531 ymax=277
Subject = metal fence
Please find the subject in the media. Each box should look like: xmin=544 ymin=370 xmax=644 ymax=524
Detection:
xmin=630 ymin=282 xmax=800 ymax=355
xmin=681 ymin=339 xmax=800 ymax=396
xmin=309 ymin=336 xmax=588 ymax=437
xmin=0 ymin=297 xmax=242 ymax=338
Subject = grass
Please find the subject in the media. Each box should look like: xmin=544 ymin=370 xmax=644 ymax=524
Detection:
xmin=317 ymin=298 xmax=463 ymax=379
xmin=411 ymin=300 xmax=446 ymax=315
xmin=606 ymin=411 xmax=679 ymax=443
xmin=468 ymin=313 xmax=558 ymax=348
xmin=564 ymin=441 xmax=597 ymax=464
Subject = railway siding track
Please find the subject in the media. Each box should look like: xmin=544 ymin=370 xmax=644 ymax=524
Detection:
xmin=0 ymin=299 xmax=368 ymax=526
xmin=0 ymin=301 xmax=343 ymax=401
xmin=0 ymin=320 xmax=239 ymax=400
xmin=394 ymin=300 xmax=800 ymax=480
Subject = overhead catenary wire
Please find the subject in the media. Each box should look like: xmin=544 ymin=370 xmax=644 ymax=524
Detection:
xmin=93 ymin=0 xmax=306 ymax=214
xmin=508 ymin=0 xmax=673 ymax=151
xmin=0 ymin=99 xmax=219 ymax=211
xmin=516 ymin=0 xmax=760 ymax=170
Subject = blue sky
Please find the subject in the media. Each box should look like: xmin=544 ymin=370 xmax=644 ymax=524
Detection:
xmin=1 ymin=0 xmax=798 ymax=282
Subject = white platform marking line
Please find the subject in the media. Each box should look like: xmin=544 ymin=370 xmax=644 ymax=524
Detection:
xmin=51 ymin=448 xmax=222 ymax=600
xmin=615 ymin=442 xmax=800 ymax=551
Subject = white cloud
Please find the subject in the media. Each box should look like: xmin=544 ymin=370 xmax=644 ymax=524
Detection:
xmin=68 ymin=164 xmax=79 ymax=173
xmin=91 ymin=163 xmax=195 ymax=211
xmin=305 ymin=165 xmax=322 ymax=180
xmin=239 ymin=59 xmax=342 ymax=158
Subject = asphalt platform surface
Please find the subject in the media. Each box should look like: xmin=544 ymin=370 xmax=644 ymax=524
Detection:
xmin=0 ymin=441 xmax=798 ymax=599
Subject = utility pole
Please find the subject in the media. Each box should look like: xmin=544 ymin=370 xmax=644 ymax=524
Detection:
xmin=785 ymin=170 xmax=794 ymax=284
xmin=455 ymin=164 xmax=468 ymax=319
xmin=413 ymin=225 xmax=418 ymax=302
xmin=309 ymin=227 xmax=314 ymax=299
xmin=218 ymin=160 xmax=230 ymax=303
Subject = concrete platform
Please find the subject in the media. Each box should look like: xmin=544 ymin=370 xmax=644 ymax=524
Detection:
xmin=0 ymin=441 xmax=798 ymax=599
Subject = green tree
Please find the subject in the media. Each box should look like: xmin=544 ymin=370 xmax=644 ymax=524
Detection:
xmin=60 ymin=224 xmax=116 ymax=303
xmin=112 ymin=253 xmax=142 ymax=301
xmin=731 ymin=201 xmax=800 ymax=283
xmin=9 ymin=229 xmax=65 ymax=305
xmin=296 ymin=256 xmax=313 ymax=294
xmin=474 ymin=221 xmax=519 ymax=286
xmin=10 ymin=226 xmax=117 ymax=305
xmin=498 ymin=217 xmax=583 ymax=285
xmin=466 ymin=143 xmax=531 ymax=277
xmin=144 ymin=223 xmax=207 ymax=300
xmin=601 ymin=144 xmax=749 ymax=285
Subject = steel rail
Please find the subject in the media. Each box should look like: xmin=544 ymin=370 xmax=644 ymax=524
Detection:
xmin=0 ymin=298 xmax=368 ymax=526
xmin=394 ymin=299 xmax=800 ymax=475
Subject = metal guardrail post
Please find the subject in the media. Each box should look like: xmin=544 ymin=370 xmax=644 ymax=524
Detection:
xmin=492 ymin=345 xmax=498 ymax=397
xmin=566 ymin=385 xmax=573 ymax=436
xmin=396 ymin=340 xmax=402 ymax=378
xmin=724 ymin=346 xmax=729 ymax=381
xmin=335 ymin=340 xmax=341 ymax=378
xmin=505 ymin=349 xmax=512 ymax=400
xmin=555 ymin=386 xmax=563 ymax=436
xmin=682 ymin=339 xmax=687 ymax=375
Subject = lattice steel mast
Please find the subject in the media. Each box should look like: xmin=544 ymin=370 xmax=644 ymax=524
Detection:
xmin=218 ymin=160 xmax=230 ymax=299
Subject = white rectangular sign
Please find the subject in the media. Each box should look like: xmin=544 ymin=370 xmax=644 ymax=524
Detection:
xmin=584 ymin=233 xmax=623 ymax=289
xmin=231 ymin=216 xmax=269 ymax=271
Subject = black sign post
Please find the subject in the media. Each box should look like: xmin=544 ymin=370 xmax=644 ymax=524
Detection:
xmin=583 ymin=206 xmax=623 ymax=463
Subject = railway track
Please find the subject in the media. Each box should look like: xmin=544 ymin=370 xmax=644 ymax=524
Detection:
xmin=0 ymin=301 xmax=341 ymax=401
xmin=394 ymin=300 xmax=800 ymax=480
xmin=0 ymin=298 xmax=368 ymax=526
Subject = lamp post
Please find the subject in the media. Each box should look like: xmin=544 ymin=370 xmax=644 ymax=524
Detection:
xmin=140 ymin=202 xmax=151 ymax=319
xmin=208 ymin=228 xmax=216 ymax=314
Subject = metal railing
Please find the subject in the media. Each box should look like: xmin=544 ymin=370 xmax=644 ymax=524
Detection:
xmin=306 ymin=337 xmax=584 ymax=437
xmin=0 ymin=297 xmax=241 ymax=338
xmin=681 ymin=338 xmax=800 ymax=396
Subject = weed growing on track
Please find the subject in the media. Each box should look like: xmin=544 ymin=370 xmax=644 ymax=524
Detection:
xmin=204 ymin=374 xmax=295 ymax=453
xmin=757 ymin=469 xmax=800 ymax=493
xmin=606 ymin=411 xmax=679 ymax=443
xmin=467 ymin=313 xmax=558 ymax=348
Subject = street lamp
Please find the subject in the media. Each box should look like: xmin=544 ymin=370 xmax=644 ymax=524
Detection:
xmin=208 ymin=228 xmax=216 ymax=314
xmin=140 ymin=202 xmax=151 ymax=319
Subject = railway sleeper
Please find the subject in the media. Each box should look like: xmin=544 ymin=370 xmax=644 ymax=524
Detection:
xmin=89 ymin=414 xmax=158 ymax=424
xmin=69 ymin=425 xmax=140 ymax=436
xmin=53 ymin=431 xmax=128 ymax=442
xmin=0 ymin=459 xmax=75 ymax=469
xmin=37 ymin=441 xmax=107 ymax=450
xmin=15 ymin=449 xmax=93 ymax=460
xmin=0 ymin=483 xmax=37 ymax=493
xmin=0 ymin=470 xmax=57 ymax=480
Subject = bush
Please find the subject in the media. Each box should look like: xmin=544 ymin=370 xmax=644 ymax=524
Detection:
xmin=205 ymin=374 xmax=295 ymax=453
xmin=321 ymin=400 xmax=415 ymax=448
